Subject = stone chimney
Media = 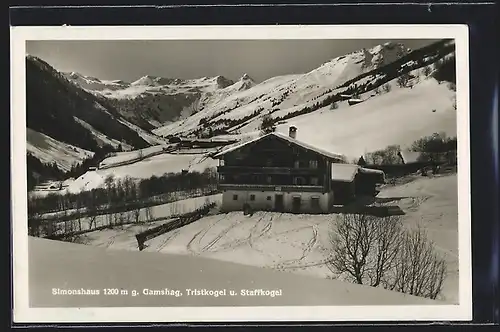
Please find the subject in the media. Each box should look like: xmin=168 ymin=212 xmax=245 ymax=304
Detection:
xmin=289 ymin=126 xmax=297 ymax=139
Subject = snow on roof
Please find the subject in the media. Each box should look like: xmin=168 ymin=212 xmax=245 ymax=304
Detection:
xmin=398 ymin=150 xmax=423 ymax=164
xmin=331 ymin=163 xmax=360 ymax=182
xmin=359 ymin=167 xmax=386 ymax=183
xmin=214 ymin=132 xmax=346 ymax=162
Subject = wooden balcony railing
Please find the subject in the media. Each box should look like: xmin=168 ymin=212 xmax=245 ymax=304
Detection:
xmin=217 ymin=165 xmax=324 ymax=175
xmin=217 ymin=183 xmax=327 ymax=193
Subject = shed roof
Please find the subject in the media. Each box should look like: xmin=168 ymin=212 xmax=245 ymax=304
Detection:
xmin=331 ymin=163 xmax=360 ymax=182
xmin=331 ymin=164 xmax=386 ymax=183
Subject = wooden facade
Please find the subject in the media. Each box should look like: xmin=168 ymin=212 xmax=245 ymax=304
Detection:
xmin=215 ymin=133 xmax=345 ymax=214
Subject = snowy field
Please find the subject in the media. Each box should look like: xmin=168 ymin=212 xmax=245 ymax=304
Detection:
xmin=78 ymin=174 xmax=458 ymax=303
xmin=29 ymin=236 xmax=435 ymax=308
xmin=31 ymin=152 xmax=219 ymax=196
xmin=98 ymin=145 xmax=167 ymax=168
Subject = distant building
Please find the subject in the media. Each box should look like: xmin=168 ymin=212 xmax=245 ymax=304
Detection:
xmin=214 ymin=126 xmax=385 ymax=213
xmin=397 ymin=150 xmax=425 ymax=164
xmin=348 ymin=98 xmax=364 ymax=106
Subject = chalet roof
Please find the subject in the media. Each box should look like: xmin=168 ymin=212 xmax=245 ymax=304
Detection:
xmin=213 ymin=132 xmax=346 ymax=162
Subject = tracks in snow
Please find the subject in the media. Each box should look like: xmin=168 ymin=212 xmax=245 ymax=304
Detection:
xmin=273 ymin=224 xmax=319 ymax=270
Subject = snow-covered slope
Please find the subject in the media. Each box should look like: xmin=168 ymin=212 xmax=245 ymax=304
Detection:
xmin=26 ymin=128 xmax=94 ymax=172
xmin=64 ymin=42 xmax=411 ymax=132
xmin=29 ymin=235 xmax=435 ymax=309
xmin=62 ymin=72 xmax=130 ymax=91
xmin=58 ymin=152 xmax=218 ymax=194
xmin=73 ymin=117 xmax=133 ymax=151
xmin=69 ymin=173 xmax=457 ymax=303
xmin=272 ymin=75 xmax=456 ymax=160
xmin=152 ymin=40 xmax=453 ymax=141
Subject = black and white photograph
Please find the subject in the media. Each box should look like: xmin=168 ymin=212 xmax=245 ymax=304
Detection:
xmin=11 ymin=25 xmax=471 ymax=323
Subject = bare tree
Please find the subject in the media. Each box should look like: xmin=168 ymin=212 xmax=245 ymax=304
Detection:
xmin=133 ymin=206 xmax=142 ymax=223
xmin=387 ymin=226 xmax=447 ymax=299
xmin=169 ymin=201 xmax=180 ymax=216
xmin=88 ymin=214 xmax=98 ymax=230
xmin=75 ymin=194 xmax=83 ymax=232
xmin=145 ymin=205 xmax=154 ymax=221
xmin=63 ymin=209 xmax=70 ymax=235
xmin=328 ymin=215 xmax=447 ymax=299
xmin=328 ymin=214 xmax=404 ymax=286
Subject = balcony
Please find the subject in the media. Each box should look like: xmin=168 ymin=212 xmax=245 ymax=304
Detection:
xmin=217 ymin=165 xmax=324 ymax=175
xmin=218 ymin=183 xmax=326 ymax=193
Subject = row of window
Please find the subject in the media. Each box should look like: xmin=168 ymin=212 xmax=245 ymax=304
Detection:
xmin=295 ymin=160 xmax=318 ymax=169
xmin=232 ymin=194 xmax=321 ymax=209
xmin=221 ymin=159 xmax=319 ymax=168
xmin=220 ymin=175 xmax=320 ymax=186
xmin=232 ymin=194 xmax=272 ymax=201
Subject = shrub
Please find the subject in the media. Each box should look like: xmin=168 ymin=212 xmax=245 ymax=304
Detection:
xmin=328 ymin=214 xmax=447 ymax=299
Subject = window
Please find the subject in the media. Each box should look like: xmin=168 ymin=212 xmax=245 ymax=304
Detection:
xmin=311 ymin=197 xmax=320 ymax=210
xmin=294 ymin=177 xmax=306 ymax=185
xmin=310 ymin=177 xmax=319 ymax=185
xmin=266 ymin=176 xmax=272 ymax=184
xmin=250 ymin=194 xmax=256 ymax=201
xmin=294 ymin=160 xmax=300 ymax=169
xmin=267 ymin=196 xmax=272 ymax=201
xmin=310 ymin=160 xmax=318 ymax=169
xmin=233 ymin=194 xmax=238 ymax=201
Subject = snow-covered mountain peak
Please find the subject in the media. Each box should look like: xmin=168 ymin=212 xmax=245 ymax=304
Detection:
xmin=240 ymin=73 xmax=253 ymax=81
xmin=214 ymin=75 xmax=235 ymax=89
xmin=232 ymin=73 xmax=255 ymax=91
xmin=131 ymin=75 xmax=161 ymax=86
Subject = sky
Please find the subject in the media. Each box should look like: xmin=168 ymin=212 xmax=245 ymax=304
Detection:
xmin=26 ymin=39 xmax=439 ymax=83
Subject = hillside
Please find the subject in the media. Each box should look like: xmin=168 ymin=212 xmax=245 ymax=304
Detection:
xmin=26 ymin=128 xmax=95 ymax=172
xmin=152 ymin=39 xmax=455 ymax=140
xmin=64 ymin=42 xmax=409 ymax=132
xmin=26 ymin=55 xmax=151 ymax=151
xmin=26 ymin=55 xmax=157 ymax=181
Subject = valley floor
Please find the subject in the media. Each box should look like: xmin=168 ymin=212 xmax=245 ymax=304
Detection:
xmin=73 ymin=173 xmax=459 ymax=304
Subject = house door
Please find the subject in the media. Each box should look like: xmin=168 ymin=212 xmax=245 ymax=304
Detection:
xmin=292 ymin=196 xmax=301 ymax=213
xmin=275 ymin=194 xmax=284 ymax=212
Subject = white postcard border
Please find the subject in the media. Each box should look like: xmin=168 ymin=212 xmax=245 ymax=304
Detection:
xmin=10 ymin=24 xmax=472 ymax=323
